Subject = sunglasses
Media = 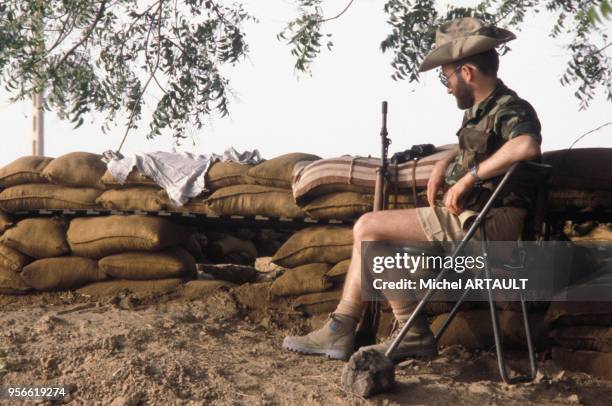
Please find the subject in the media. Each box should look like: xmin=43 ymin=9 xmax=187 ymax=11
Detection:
xmin=439 ymin=64 xmax=463 ymax=88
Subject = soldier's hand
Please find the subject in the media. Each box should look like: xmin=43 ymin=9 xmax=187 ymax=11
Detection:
xmin=427 ymin=163 xmax=446 ymax=207
xmin=444 ymin=175 xmax=476 ymax=215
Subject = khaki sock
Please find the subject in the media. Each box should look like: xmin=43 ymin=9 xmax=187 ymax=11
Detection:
xmin=335 ymin=300 xmax=364 ymax=321
xmin=392 ymin=303 xmax=429 ymax=332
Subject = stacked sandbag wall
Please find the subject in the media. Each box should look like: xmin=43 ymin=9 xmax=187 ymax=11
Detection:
xmin=543 ymin=149 xmax=612 ymax=212
xmin=0 ymin=153 xmax=200 ymax=295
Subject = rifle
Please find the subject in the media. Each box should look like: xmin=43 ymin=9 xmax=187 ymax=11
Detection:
xmin=355 ymin=101 xmax=391 ymax=348
xmin=373 ymin=101 xmax=391 ymax=211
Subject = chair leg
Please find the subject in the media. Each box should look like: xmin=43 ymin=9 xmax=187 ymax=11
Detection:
xmin=519 ymin=289 xmax=538 ymax=380
xmin=481 ymin=223 xmax=537 ymax=384
xmin=434 ymin=284 xmax=471 ymax=342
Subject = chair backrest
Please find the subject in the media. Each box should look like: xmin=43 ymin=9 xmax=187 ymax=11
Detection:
xmin=515 ymin=162 xmax=553 ymax=241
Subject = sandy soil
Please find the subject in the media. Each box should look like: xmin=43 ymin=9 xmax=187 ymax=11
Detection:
xmin=0 ymin=288 xmax=610 ymax=405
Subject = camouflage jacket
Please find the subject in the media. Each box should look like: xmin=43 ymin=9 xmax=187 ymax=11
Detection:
xmin=444 ymin=79 xmax=542 ymax=209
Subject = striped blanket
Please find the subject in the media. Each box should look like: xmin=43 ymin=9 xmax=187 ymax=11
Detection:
xmin=292 ymin=144 xmax=456 ymax=204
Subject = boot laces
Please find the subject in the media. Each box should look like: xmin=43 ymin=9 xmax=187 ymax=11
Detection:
xmin=389 ymin=319 xmax=407 ymax=339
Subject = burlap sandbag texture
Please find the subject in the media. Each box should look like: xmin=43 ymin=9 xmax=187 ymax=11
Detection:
xmin=292 ymin=289 xmax=342 ymax=315
xmin=157 ymin=192 xmax=214 ymax=215
xmin=0 ymin=244 xmax=31 ymax=272
xmin=0 ymin=184 xmax=102 ymax=212
xmin=101 ymin=168 xmax=157 ymax=188
xmin=545 ymin=301 xmax=612 ymax=328
xmin=42 ymin=152 xmax=107 ymax=189
xmin=0 ymin=267 xmax=32 ymax=294
xmin=21 ymin=257 xmax=106 ymax=291
xmin=0 ymin=212 xmax=13 ymax=234
xmin=206 ymin=161 xmax=254 ymax=190
xmin=270 ymin=263 xmax=332 ymax=297
xmin=181 ymin=280 xmax=237 ymax=300
xmin=0 ymin=218 xmax=69 ymax=258
xmin=552 ymin=347 xmax=612 ymax=380
xmin=67 ymin=215 xmax=187 ymax=258
xmin=207 ymin=234 xmax=258 ymax=264
xmin=326 ymin=258 xmax=350 ymax=282
xmin=550 ymin=325 xmax=612 ymax=353
xmin=272 ymin=226 xmax=353 ymax=268
xmin=77 ymin=278 xmax=183 ymax=297
xmin=96 ymin=187 xmax=165 ymax=211
xmin=548 ymin=189 xmax=612 ymax=212
xmin=302 ymin=192 xmax=420 ymax=220
xmin=99 ymin=247 xmax=196 ymax=280
xmin=247 ymin=152 xmax=321 ymax=189
xmin=302 ymin=192 xmax=372 ymax=220
xmin=206 ymin=185 xmax=305 ymax=218
xmin=0 ymin=156 xmax=53 ymax=188
xmin=431 ymin=309 xmax=547 ymax=350
xmin=543 ymin=148 xmax=612 ymax=191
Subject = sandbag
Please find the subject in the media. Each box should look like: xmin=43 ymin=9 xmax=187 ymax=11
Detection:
xmin=292 ymin=289 xmax=342 ymax=315
xmin=208 ymin=235 xmax=258 ymax=260
xmin=77 ymin=278 xmax=183 ymax=297
xmin=270 ymin=263 xmax=332 ymax=297
xmin=233 ymin=282 xmax=273 ymax=310
xmin=545 ymin=301 xmax=612 ymax=328
xmin=67 ymin=215 xmax=187 ymax=258
xmin=326 ymin=258 xmax=350 ymax=282
xmin=101 ymin=168 xmax=157 ymax=188
xmin=42 ymin=152 xmax=107 ymax=189
xmin=302 ymin=192 xmax=421 ymax=220
xmin=303 ymin=192 xmax=372 ymax=220
xmin=181 ymin=279 xmax=237 ymax=300
xmin=157 ymin=192 xmax=214 ymax=214
xmin=548 ymin=189 xmax=612 ymax=212
xmin=96 ymin=187 xmax=165 ymax=211
xmin=0 ymin=267 xmax=32 ymax=295
xmin=0 ymin=218 xmax=69 ymax=258
xmin=431 ymin=309 xmax=547 ymax=350
xmin=568 ymin=223 xmax=612 ymax=241
xmin=99 ymin=247 xmax=196 ymax=280
xmin=552 ymin=347 xmax=612 ymax=380
xmin=291 ymin=146 xmax=455 ymax=204
xmin=0 ymin=212 xmax=13 ymax=233
xmin=206 ymin=185 xmax=306 ymax=218
xmin=272 ymin=226 xmax=353 ymax=268
xmin=0 ymin=244 xmax=31 ymax=272
xmin=21 ymin=257 xmax=106 ymax=291
xmin=248 ymin=152 xmax=321 ymax=189
xmin=206 ymin=161 xmax=254 ymax=190
xmin=551 ymin=325 xmax=612 ymax=353
xmin=0 ymin=156 xmax=53 ymax=188
xmin=0 ymin=184 xmax=102 ymax=212
xmin=543 ymin=148 xmax=612 ymax=191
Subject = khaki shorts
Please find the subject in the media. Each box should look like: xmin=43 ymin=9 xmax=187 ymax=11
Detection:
xmin=416 ymin=206 xmax=527 ymax=242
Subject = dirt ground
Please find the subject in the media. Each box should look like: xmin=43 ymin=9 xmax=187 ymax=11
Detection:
xmin=0 ymin=287 xmax=611 ymax=406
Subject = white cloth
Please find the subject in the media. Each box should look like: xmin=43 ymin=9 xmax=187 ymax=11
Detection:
xmin=101 ymin=147 xmax=263 ymax=206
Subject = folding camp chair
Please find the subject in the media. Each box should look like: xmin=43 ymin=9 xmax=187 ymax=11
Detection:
xmin=385 ymin=160 xmax=553 ymax=384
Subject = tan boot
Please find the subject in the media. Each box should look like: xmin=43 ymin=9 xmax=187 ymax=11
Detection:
xmin=283 ymin=313 xmax=357 ymax=360
xmin=361 ymin=316 xmax=437 ymax=363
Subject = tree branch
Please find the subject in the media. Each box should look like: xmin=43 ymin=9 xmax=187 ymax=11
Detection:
xmin=55 ymin=0 xmax=108 ymax=69
xmin=117 ymin=0 xmax=165 ymax=152
xmin=320 ymin=0 xmax=355 ymax=23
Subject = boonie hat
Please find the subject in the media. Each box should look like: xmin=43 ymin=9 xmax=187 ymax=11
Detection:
xmin=419 ymin=17 xmax=516 ymax=72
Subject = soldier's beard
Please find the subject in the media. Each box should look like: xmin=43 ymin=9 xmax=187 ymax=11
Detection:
xmin=453 ymin=76 xmax=475 ymax=110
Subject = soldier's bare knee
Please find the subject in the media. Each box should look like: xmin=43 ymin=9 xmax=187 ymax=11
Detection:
xmin=353 ymin=212 xmax=380 ymax=241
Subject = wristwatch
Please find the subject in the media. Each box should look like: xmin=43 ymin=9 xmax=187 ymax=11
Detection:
xmin=469 ymin=163 xmax=483 ymax=183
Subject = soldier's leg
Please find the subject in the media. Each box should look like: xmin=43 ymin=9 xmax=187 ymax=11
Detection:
xmin=283 ymin=209 xmax=430 ymax=360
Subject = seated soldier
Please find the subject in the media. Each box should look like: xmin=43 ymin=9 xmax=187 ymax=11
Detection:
xmin=283 ymin=17 xmax=542 ymax=362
